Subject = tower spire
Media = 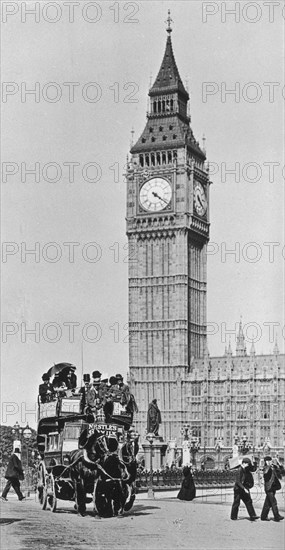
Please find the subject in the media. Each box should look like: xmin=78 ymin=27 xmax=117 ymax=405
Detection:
xmin=236 ymin=319 xmax=247 ymax=356
xmin=250 ymin=340 xmax=256 ymax=356
xmin=165 ymin=9 xmax=173 ymax=34
xmin=228 ymin=338 xmax=233 ymax=356
xmin=273 ymin=337 xmax=279 ymax=355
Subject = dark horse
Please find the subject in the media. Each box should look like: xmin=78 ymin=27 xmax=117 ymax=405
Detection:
xmin=93 ymin=436 xmax=130 ymax=517
xmin=120 ymin=434 xmax=139 ymax=511
xmin=69 ymin=430 xmax=103 ymax=516
xmin=69 ymin=430 xmax=131 ymax=517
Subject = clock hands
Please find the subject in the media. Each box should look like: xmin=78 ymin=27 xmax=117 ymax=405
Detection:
xmin=152 ymin=191 xmax=168 ymax=205
xmin=197 ymin=195 xmax=204 ymax=208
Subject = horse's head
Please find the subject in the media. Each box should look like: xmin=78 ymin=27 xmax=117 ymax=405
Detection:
xmin=101 ymin=453 xmax=130 ymax=481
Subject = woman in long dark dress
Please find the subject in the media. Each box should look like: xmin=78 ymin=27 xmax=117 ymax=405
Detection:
xmin=177 ymin=466 xmax=196 ymax=501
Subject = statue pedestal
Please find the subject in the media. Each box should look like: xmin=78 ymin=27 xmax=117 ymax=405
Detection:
xmin=182 ymin=440 xmax=191 ymax=466
xmin=142 ymin=437 xmax=167 ymax=470
xmin=166 ymin=439 xmax=177 ymax=467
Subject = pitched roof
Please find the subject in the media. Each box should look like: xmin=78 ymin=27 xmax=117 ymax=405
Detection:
xmin=149 ymin=36 xmax=189 ymax=99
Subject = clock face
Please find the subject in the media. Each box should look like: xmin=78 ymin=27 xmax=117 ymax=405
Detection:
xmin=139 ymin=177 xmax=172 ymax=212
xmin=194 ymin=182 xmax=207 ymax=216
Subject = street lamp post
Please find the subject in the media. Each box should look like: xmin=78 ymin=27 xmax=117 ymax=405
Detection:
xmin=11 ymin=421 xmax=23 ymax=451
xmin=22 ymin=424 xmax=32 ymax=497
xmin=23 ymin=424 xmax=32 ymax=496
xmin=146 ymin=433 xmax=155 ymax=499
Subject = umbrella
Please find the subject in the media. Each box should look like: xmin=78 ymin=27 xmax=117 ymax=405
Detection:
xmin=46 ymin=362 xmax=76 ymax=379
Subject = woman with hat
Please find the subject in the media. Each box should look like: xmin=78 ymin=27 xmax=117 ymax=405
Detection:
xmin=177 ymin=465 xmax=196 ymax=501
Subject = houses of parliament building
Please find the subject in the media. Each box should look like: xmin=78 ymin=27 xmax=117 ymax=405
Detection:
xmin=126 ymin=15 xmax=285 ymax=466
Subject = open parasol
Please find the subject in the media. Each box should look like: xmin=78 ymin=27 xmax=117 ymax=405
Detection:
xmin=46 ymin=362 xmax=76 ymax=378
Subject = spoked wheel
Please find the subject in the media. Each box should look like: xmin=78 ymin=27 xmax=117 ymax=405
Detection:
xmin=37 ymin=461 xmax=47 ymax=510
xmin=46 ymin=472 xmax=57 ymax=513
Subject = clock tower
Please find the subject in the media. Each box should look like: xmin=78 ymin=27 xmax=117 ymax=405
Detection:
xmin=126 ymin=16 xmax=211 ymax=442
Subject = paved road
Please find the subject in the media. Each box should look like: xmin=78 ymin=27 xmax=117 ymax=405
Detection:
xmin=0 ymin=490 xmax=284 ymax=550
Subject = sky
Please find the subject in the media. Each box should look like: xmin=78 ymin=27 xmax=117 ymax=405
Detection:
xmin=1 ymin=0 xmax=284 ymax=429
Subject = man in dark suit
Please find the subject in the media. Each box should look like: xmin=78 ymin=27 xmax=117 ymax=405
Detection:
xmin=261 ymin=456 xmax=284 ymax=522
xmin=38 ymin=373 xmax=53 ymax=403
xmin=1 ymin=449 xmax=25 ymax=501
xmin=230 ymin=457 xmax=259 ymax=520
xmin=79 ymin=373 xmax=91 ymax=413
xmin=86 ymin=370 xmax=106 ymax=412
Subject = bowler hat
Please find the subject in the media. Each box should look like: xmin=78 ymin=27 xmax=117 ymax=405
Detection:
xmin=14 ymin=448 xmax=21 ymax=454
xmin=264 ymin=456 xmax=272 ymax=462
xmin=242 ymin=457 xmax=251 ymax=465
xmin=92 ymin=370 xmax=102 ymax=379
xmin=83 ymin=374 xmax=90 ymax=382
xmin=42 ymin=373 xmax=49 ymax=381
xmin=109 ymin=376 xmax=117 ymax=385
xmin=115 ymin=373 xmax=123 ymax=381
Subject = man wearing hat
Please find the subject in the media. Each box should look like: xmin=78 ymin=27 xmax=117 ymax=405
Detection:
xmin=79 ymin=374 xmax=91 ymax=413
xmin=58 ymin=365 xmax=77 ymax=390
xmin=86 ymin=371 xmax=106 ymax=413
xmin=38 ymin=373 xmax=53 ymax=403
xmin=115 ymin=374 xmax=130 ymax=406
xmin=230 ymin=457 xmax=259 ymax=521
xmin=260 ymin=456 xmax=284 ymax=522
xmin=1 ymin=448 xmax=25 ymax=501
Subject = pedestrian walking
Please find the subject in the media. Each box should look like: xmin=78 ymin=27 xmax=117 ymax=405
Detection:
xmin=260 ymin=456 xmax=284 ymax=522
xmin=230 ymin=457 xmax=259 ymax=521
xmin=177 ymin=465 xmax=196 ymax=501
xmin=1 ymin=448 xmax=25 ymax=501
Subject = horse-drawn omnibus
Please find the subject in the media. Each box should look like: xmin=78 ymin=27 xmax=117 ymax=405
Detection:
xmin=36 ymin=377 xmax=139 ymax=517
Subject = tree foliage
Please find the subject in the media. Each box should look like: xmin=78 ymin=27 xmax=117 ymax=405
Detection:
xmin=0 ymin=425 xmax=37 ymax=468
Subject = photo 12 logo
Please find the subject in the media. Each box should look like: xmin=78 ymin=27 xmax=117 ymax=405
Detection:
xmin=1 ymin=2 xmax=141 ymax=24
xmin=1 ymin=160 xmax=129 ymax=185
xmin=207 ymin=161 xmax=285 ymax=184
xmin=202 ymin=82 xmax=284 ymax=104
xmin=1 ymin=81 xmax=140 ymax=104
xmin=206 ymin=321 xmax=285 ymax=345
xmin=2 ymin=241 xmax=138 ymax=264
xmin=202 ymin=2 xmax=285 ymax=24
xmin=1 ymin=320 xmax=136 ymax=344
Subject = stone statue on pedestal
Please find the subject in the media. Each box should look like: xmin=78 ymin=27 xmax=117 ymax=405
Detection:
xmin=147 ymin=399 xmax=161 ymax=436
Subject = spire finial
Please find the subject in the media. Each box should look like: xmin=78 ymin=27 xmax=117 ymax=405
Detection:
xmin=130 ymin=127 xmax=135 ymax=147
xmin=273 ymin=337 xmax=279 ymax=355
xmin=202 ymin=134 xmax=206 ymax=153
xmin=165 ymin=10 xmax=173 ymax=34
xmin=250 ymin=339 xmax=256 ymax=356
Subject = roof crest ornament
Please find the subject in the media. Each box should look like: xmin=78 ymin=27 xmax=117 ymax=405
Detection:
xmin=165 ymin=9 xmax=173 ymax=34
